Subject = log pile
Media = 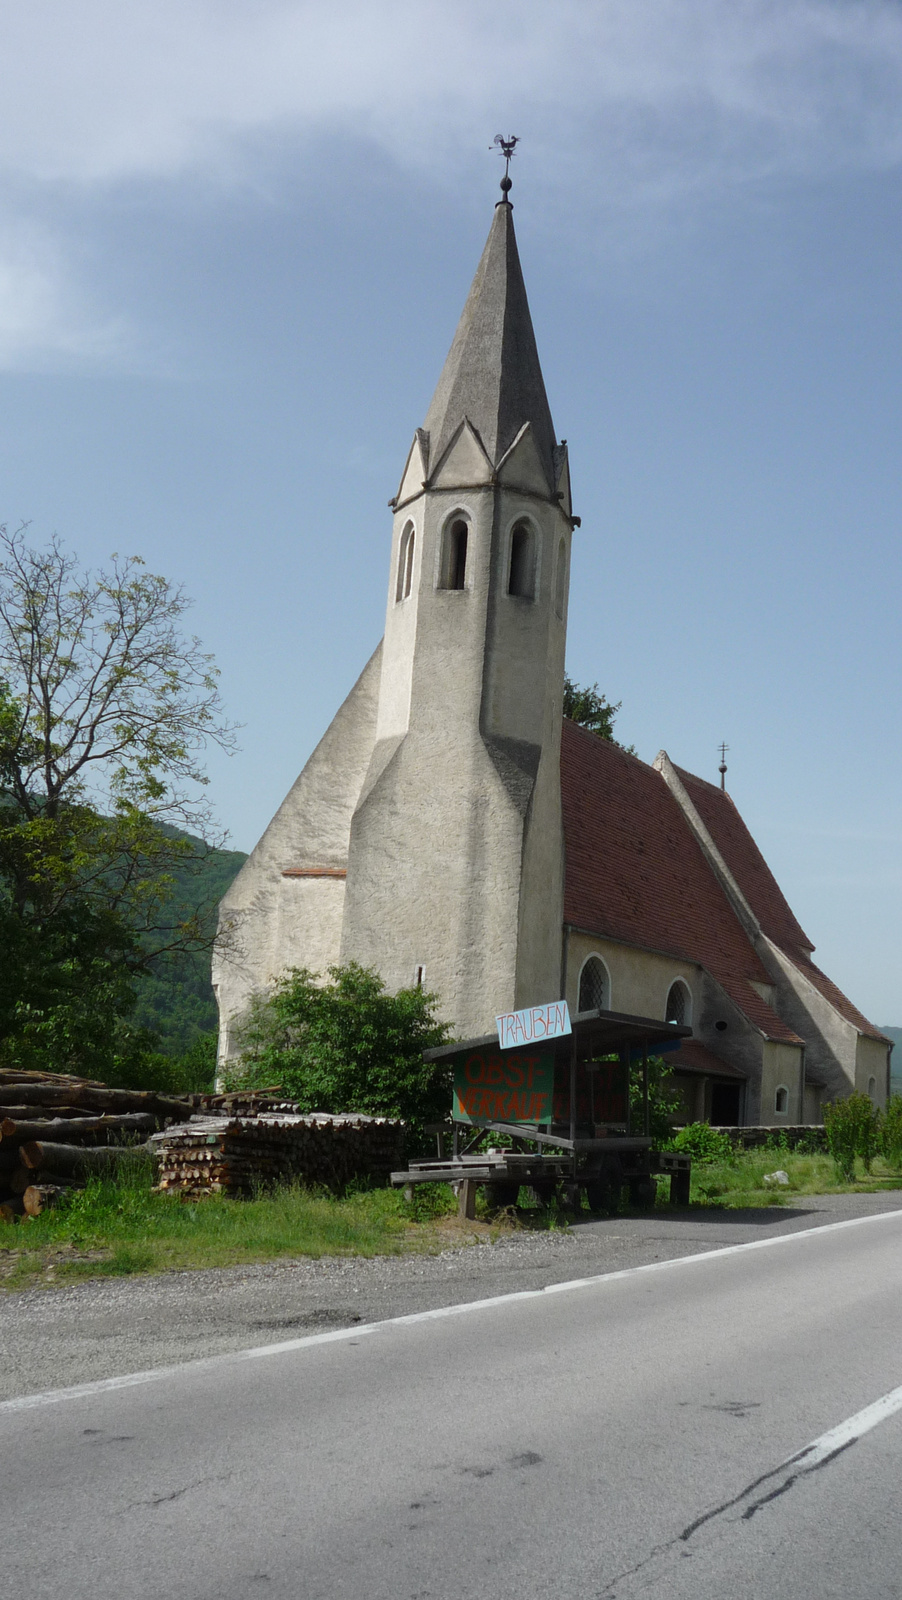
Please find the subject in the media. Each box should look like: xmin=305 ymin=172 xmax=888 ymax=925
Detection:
xmin=0 ymin=1068 xmax=190 ymax=1222
xmin=152 ymin=1112 xmax=406 ymax=1197
xmin=190 ymin=1089 xmax=303 ymax=1118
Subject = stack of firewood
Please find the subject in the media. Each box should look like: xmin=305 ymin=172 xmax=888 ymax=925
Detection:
xmin=0 ymin=1068 xmax=190 ymax=1221
xmin=191 ymin=1088 xmax=303 ymax=1117
xmin=151 ymin=1112 xmax=406 ymax=1197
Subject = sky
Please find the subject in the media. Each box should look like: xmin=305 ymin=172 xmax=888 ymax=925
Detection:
xmin=1 ymin=0 xmax=901 ymax=1022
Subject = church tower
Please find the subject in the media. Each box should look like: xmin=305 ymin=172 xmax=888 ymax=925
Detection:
xmin=340 ymin=180 xmax=576 ymax=1036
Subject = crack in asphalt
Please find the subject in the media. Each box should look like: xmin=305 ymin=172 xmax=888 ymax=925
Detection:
xmin=599 ymin=1433 xmax=860 ymax=1596
xmin=134 ymin=1471 xmax=233 ymax=1509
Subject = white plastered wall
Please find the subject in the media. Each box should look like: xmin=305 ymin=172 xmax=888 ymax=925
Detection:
xmin=342 ymin=434 xmax=571 ymax=1039
xmin=213 ymin=647 xmax=381 ymax=1064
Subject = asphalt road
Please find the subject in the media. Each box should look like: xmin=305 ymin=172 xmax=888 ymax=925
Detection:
xmin=3 ymin=1203 xmax=902 ymax=1599
xmin=5 ymin=1191 xmax=902 ymax=1399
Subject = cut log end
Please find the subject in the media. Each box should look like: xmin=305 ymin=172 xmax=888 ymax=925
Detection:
xmin=23 ymin=1184 xmax=71 ymax=1217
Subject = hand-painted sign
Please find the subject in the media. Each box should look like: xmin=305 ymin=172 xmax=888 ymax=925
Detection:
xmin=495 ymin=999 xmax=571 ymax=1052
xmin=452 ymin=1046 xmax=555 ymax=1125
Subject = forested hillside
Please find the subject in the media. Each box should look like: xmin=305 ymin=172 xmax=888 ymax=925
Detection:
xmin=881 ymin=1027 xmax=902 ymax=1095
xmin=130 ymin=839 xmax=247 ymax=1055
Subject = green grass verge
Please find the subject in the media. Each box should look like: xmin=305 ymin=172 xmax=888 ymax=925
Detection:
xmin=0 ymin=1159 xmax=460 ymax=1292
xmin=4 ymin=1147 xmax=901 ymax=1293
xmin=687 ymin=1147 xmax=902 ymax=1207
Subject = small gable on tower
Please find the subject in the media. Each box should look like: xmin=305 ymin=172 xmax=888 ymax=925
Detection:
xmin=496 ymin=423 xmax=553 ymax=497
xmin=429 ymin=419 xmax=494 ymax=489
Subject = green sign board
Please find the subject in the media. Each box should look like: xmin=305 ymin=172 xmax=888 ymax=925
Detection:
xmin=452 ymin=1045 xmax=555 ymax=1125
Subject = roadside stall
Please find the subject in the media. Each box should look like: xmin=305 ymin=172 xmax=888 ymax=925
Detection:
xmin=392 ymin=1004 xmax=693 ymax=1215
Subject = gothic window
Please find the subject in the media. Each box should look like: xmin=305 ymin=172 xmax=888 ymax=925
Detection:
xmin=774 ymin=1085 xmax=789 ymax=1115
xmin=868 ymin=1076 xmax=877 ymax=1101
xmin=396 ymin=522 xmax=415 ymax=602
xmin=554 ymin=536 xmax=567 ymax=619
xmin=578 ymin=955 xmax=610 ymax=1014
xmin=439 ymin=518 xmax=469 ymax=590
xmin=666 ymin=980 xmax=691 ymax=1026
xmin=507 ymin=521 xmax=535 ymax=599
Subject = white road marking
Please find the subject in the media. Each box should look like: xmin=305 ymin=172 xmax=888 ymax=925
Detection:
xmin=680 ymin=1378 xmax=902 ymax=1541
xmin=2 ymin=1205 xmax=901 ymax=1415
xmin=796 ymin=1381 xmax=902 ymax=1467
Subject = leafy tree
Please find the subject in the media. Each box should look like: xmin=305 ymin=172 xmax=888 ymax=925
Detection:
xmin=0 ymin=523 xmax=235 ymax=1073
xmin=882 ymin=1095 xmax=902 ymax=1168
xmin=106 ymin=1029 xmax=219 ymax=1096
xmin=228 ymin=962 xmax=451 ymax=1131
xmin=823 ymin=1092 xmax=881 ymax=1180
xmin=629 ymin=1055 xmax=683 ymax=1147
xmin=563 ymin=676 xmax=635 ymax=751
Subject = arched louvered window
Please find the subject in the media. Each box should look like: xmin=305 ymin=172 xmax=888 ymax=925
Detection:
xmin=440 ymin=518 xmax=469 ymax=590
xmin=396 ymin=522 xmax=415 ymax=602
xmin=578 ymin=955 xmax=610 ymax=1014
xmin=507 ymin=521 xmax=535 ymax=599
xmin=774 ymin=1085 xmax=789 ymax=1115
xmin=666 ymin=980 xmax=691 ymax=1027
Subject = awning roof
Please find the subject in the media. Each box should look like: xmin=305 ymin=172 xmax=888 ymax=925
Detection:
xmin=425 ymin=1007 xmax=692 ymax=1063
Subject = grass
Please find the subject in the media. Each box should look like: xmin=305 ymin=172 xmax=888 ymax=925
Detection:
xmin=687 ymin=1146 xmax=902 ymax=1207
xmin=0 ymin=1158 xmax=465 ymax=1293
xmin=4 ymin=1145 xmax=902 ymax=1292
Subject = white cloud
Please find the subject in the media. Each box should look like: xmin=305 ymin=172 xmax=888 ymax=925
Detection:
xmin=4 ymin=0 xmax=902 ymax=367
xmin=0 ymin=1 xmax=901 ymax=191
xmin=0 ymin=219 xmax=134 ymax=369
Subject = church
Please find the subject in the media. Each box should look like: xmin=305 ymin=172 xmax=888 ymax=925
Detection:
xmin=214 ymin=175 xmax=891 ymax=1128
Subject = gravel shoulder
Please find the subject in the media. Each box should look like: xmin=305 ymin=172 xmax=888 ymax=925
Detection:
xmin=3 ymin=1192 xmax=901 ymax=1403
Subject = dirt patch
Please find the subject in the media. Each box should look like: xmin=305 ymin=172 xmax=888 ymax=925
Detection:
xmin=0 ymin=1243 xmax=110 ymax=1288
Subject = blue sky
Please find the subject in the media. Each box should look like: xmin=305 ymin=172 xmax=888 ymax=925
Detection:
xmin=2 ymin=0 xmax=901 ymax=1022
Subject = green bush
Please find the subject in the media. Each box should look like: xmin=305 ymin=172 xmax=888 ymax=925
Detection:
xmin=227 ymin=962 xmax=451 ymax=1133
xmin=823 ymin=1092 xmax=882 ymax=1180
xmin=669 ymin=1122 xmax=734 ymax=1165
xmin=882 ymin=1095 xmax=902 ymax=1168
xmin=629 ymin=1055 xmax=682 ymax=1147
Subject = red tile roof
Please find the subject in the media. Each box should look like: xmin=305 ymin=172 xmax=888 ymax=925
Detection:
xmin=667 ymin=1040 xmax=747 ymax=1080
xmin=561 ymin=721 xmax=798 ymax=1046
xmin=674 ymin=766 xmax=813 ymax=953
xmin=673 ymin=766 xmax=887 ymax=1042
xmin=790 ymin=954 xmax=890 ymax=1043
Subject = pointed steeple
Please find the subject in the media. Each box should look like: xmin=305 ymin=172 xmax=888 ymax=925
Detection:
xmin=423 ymin=199 xmax=557 ymax=491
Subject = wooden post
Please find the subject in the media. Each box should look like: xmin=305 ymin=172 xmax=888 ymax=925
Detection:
xmin=642 ymin=1045 xmax=650 ymax=1138
xmin=569 ymin=1033 xmax=577 ymax=1146
xmin=457 ymin=1178 xmax=477 ymax=1220
xmin=671 ymin=1166 xmax=691 ymax=1206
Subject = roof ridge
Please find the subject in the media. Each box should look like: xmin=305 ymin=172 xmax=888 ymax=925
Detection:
xmin=562 ymin=717 xmax=649 ymax=767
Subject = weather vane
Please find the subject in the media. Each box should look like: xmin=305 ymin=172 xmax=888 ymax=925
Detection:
xmin=718 ymin=743 xmax=729 ymax=791
xmin=492 ymin=134 xmax=519 ymax=198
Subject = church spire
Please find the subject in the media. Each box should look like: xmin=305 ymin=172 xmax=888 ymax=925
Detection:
xmin=423 ymin=186 xmax=558 ymax=491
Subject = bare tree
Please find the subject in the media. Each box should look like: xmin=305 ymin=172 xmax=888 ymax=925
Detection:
xmin=0 ymin=523 xmax=238 ymax=1067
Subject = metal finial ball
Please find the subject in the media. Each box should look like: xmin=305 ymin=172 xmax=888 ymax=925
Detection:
xmin=500 ymin=175 xmax=512 ymax=193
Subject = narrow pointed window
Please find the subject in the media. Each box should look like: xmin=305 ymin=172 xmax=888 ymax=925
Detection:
xmin=507 ymin=522 xmax=535 ymax=599
xmin=396 ymin=522 xmax=415 ymax=602
xmin=578 ymin=955 xmax=610 ymax=1014
xmin=666 ymin=980 xmax=691 ymax=1026
xmin=439 ymin=518 xmax=469 ymax=590
xmin=554 ymin=537 xmax=567 ymax=619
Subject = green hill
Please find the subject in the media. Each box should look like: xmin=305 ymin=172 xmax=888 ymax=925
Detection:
xmin=129 ymin=838 xmax=247 ymax=1055
xmin=881 ymin=1027 xmax=902 ymax=1097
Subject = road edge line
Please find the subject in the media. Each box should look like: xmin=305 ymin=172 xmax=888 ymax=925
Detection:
xmin=3 ymin=1205 xmax=901 ymax=1414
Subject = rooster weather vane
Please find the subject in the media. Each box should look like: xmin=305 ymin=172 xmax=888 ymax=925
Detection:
xmin=492 ymin=134 xmax=519 ymax=197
